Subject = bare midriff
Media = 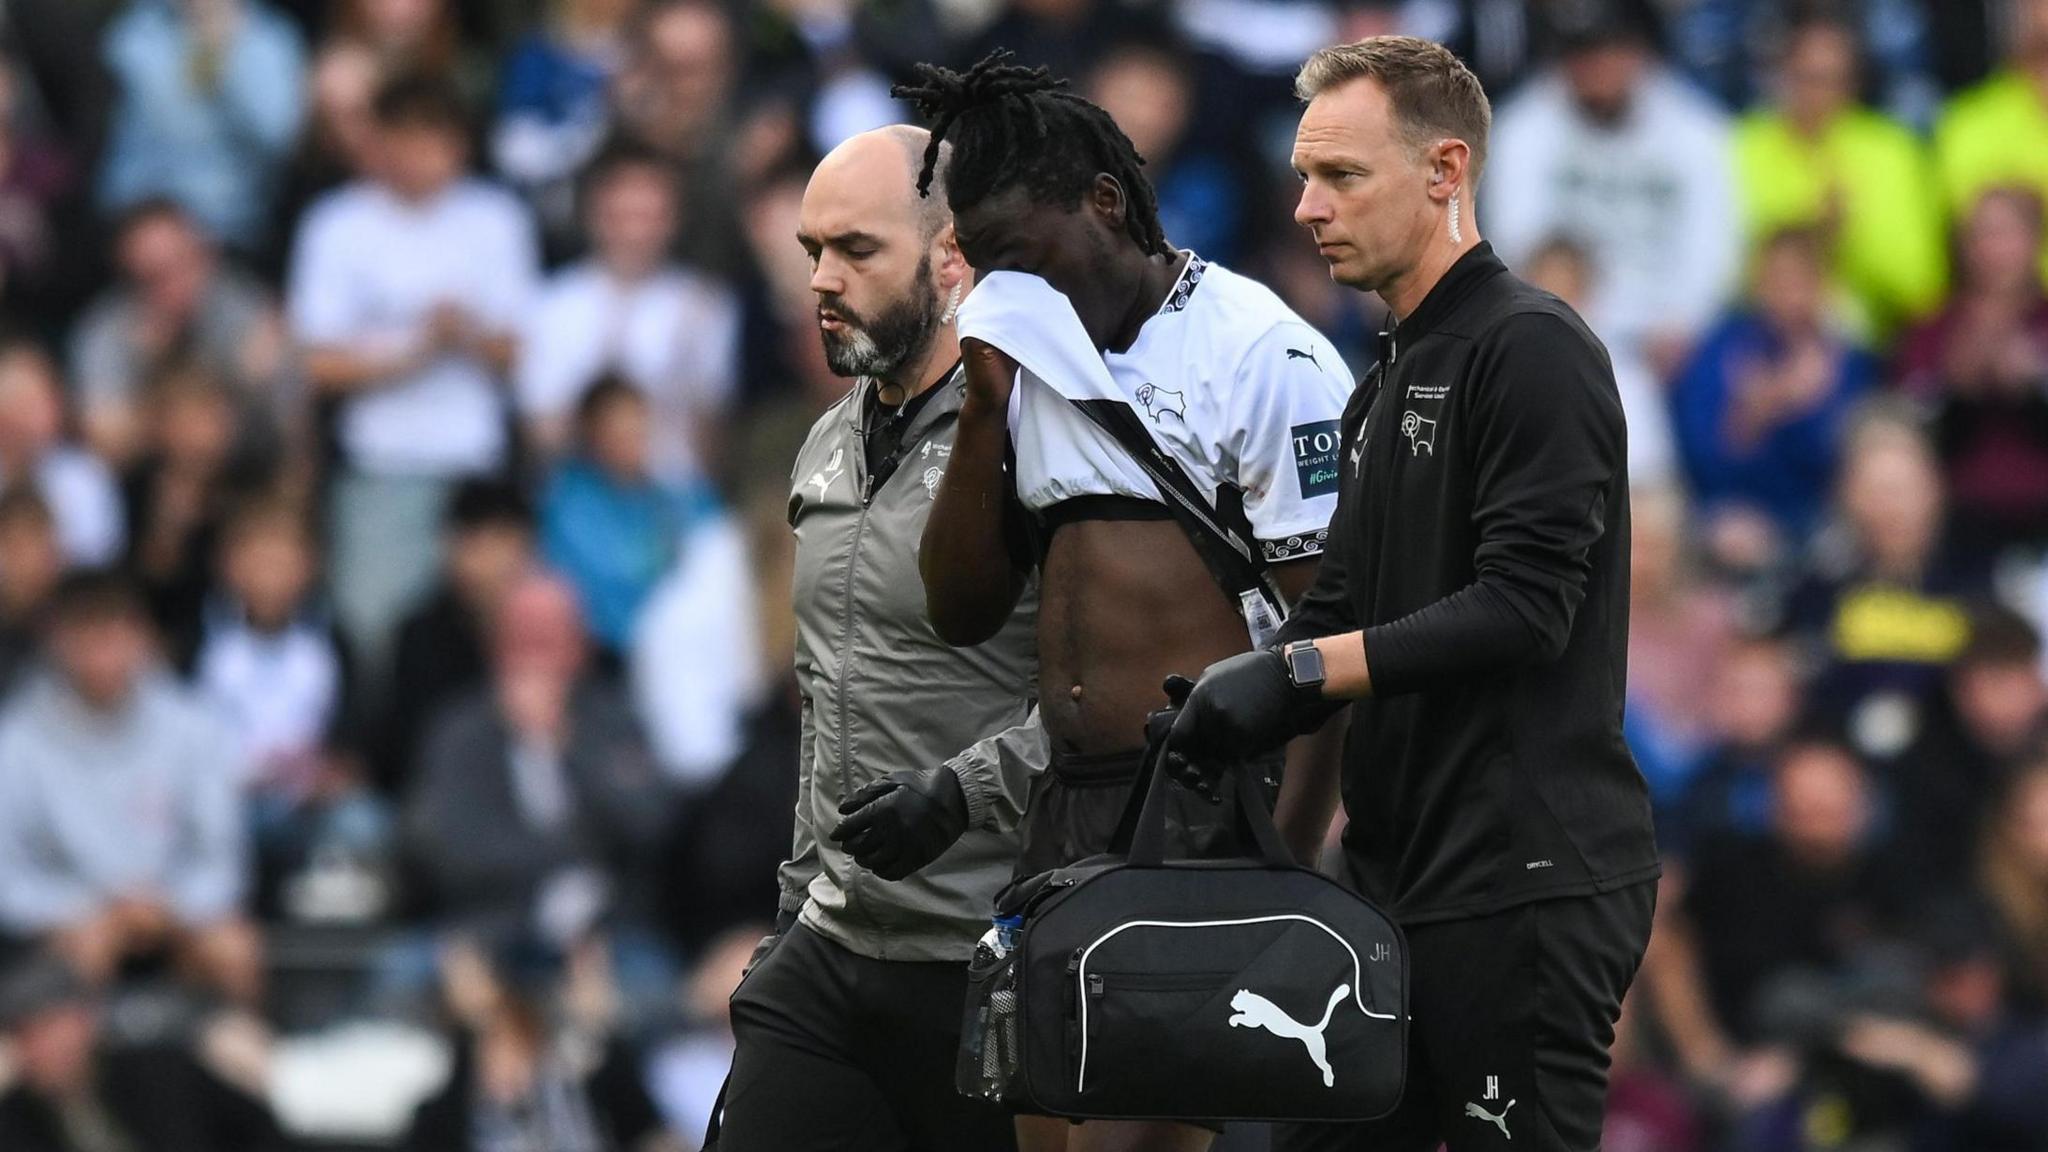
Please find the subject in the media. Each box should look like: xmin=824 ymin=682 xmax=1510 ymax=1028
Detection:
xmin=1037 ymin=518 xmax=1252 ymax=757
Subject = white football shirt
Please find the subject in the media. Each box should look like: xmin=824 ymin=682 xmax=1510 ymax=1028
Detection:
xmin=1005 ymin=255 xmax=1355 ymax=562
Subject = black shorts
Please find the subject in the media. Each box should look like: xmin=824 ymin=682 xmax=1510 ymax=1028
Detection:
xmin=1012 ymin=747 xmax=1282 ymax=879
xmin=1277 ymin=881 xmax=1656 ymax=1152
xmin=718 ymin=924 xmax=1016 ymax=1152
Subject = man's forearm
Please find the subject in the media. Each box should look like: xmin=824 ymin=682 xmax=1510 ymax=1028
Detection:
xmin=920 ymin=397 xmax=1024 ymax=645
xmin=1310 ymin=631 xmax=1372 ymax=699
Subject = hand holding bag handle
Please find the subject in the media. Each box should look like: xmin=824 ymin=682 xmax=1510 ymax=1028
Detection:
xmin=1112 ymin=705 xmax=1294 ymax=869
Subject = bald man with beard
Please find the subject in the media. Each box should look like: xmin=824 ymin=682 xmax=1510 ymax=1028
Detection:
xmin=708 ymin=127 xmax=1039 ymax=1152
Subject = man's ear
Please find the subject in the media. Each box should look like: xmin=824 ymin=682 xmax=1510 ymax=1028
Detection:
xmin=1091 ymin=173 xmax=1128 ymax=228
xmin=1427 ymin=139 xmax=1473 ymax=203
xmin=935 ymin=222 xmax=970 ymax=289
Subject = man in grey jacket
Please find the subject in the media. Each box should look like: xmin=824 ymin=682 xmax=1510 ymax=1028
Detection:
xmin=712 ymin=127 xmax=1042 ymax=1152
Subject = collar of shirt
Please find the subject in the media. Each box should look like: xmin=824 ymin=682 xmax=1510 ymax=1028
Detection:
xmin=1383 ymin=241 xmax=1508 ymax=364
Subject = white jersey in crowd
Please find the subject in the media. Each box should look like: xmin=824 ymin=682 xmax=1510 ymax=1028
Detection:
xmin=1001 ymin=255 xmax=1356 ymax=563
xmin=288 ymin=178 xmax=541 ymax=477
xmin=1486 ymin=67 xmax=1740 ymax=354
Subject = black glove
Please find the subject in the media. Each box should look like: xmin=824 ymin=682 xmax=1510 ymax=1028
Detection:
xmin=830 ymin=766 xmax=971 ymax=880
xmin=1162 ymin=649 xmax=1313 ymax=799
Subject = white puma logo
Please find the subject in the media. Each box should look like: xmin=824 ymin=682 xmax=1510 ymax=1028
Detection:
xmin=806 ymin=448 xmax=845 ymax=497
xmin=1228 ymin=985 xmax=1349 ymax=1087
xmin=1465 ymin=1099 xmax=1516 ymax=1139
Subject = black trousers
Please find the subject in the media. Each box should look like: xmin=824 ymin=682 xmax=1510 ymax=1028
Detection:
xmin=1014 ymin=747 xmax=1282 ymax=878
xmin=719 ymin=922 xmax=1017 ymax=1152
xmin=1278 ymin=881 xmax=1655 ymax=1152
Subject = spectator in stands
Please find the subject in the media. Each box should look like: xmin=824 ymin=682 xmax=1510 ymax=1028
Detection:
xmin=1733 ymin=11 xmax=1946 ymax=341
xmin=607 ymin=0 xmax=743 ymax=275
xmin=98 ymin=0 xmax=307 ymax=252
xmin=0 ymin=570 xmax=258 ymax=1005
xmin=737 ymin=164 xmax=846 ymax=409
xmin=650 ymin=927 xmax=758 ymax=1140
xmin=1087 ymin=41 xmax=1246 ymax=264
xmin=1671 ymin=227 xmax=1876 ymax=570
xmin=0 ymin=339 xmax=125 ymax=568
xmin=0 ymin=60 xmax=68 ymax=316
xmin=0 ymin=950 xmax=286 ymax=1152
xmin=0 ymin=488 xmax=60 ymax=699
xmin=1487 ymin=0 xmax=1740 ymax=378
xmin=540 ymin=377 xmax=716 ymax=662
xmin=1979 ymin=760 xmax=2048 ymax=1013
xmin=1936 ymin=0 xmax=2048 ymax=284
xmin=1521 ymin=235 xmax=1675 ymax=485
xmin=1623 ymin=483 xmax=1736 ymax=814
xmin=289 ymin=72 xmax=538 ymax=676
xmin=403 ymin=936 xmax=678 ymax=1152
xmin=629 ymin=469 xmax=761 ymax=790
xmin=123 ymin=366 xmax=258 ymax=662
xmin=517 ymin=145 xmax=740 ymax=480
xmin=1897 ymin=188 xmax=2048 ymax=558
xmin=194 ymin=500 xmax=390 ymax=920
xmin=70 ymin=199 xmax=298 ymax=473
xmin=333 ymin=0 xmax=473 ymax=91
xmin=492 ymin=0 xmax=636 ymax=244
xmin=1833 ymin=906 xmax=2048 ymax=1151
xmin=1683 ymin=740 xmax=1906 ymax=1043
xmin=270 ymin=38 xmax=383 ymax=259
xmin=1889 ymin=605 xmax=2048 ymax=903
xmin=386 ymin=479 xmax=534 ymax=794
xmin=969 ymin=0 xmax=1161 ymax=91
xmin=1784 ymin=415 xmax=1981 ymax=751
xmin=404 ymin=571 xmax=670 ymax=955
xmin=1671 ymin=633 xmax=1806 ymax=857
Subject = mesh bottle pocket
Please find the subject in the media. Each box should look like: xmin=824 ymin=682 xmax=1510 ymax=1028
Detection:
xmin=957 ymin=948 xmax=1026 ymax=1103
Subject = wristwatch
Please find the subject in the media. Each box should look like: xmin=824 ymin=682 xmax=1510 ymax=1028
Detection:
xmin=1281 ymin=640 xmax=1326 ymax=694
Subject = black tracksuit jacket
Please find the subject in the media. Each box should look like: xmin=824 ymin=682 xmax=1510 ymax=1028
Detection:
xmin=1278 ymin=242 xmax=1660 ymax=926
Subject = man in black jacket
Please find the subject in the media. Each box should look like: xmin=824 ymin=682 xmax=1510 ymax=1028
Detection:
xmin=1164 ymin=36 xmax=1658 ymax=1152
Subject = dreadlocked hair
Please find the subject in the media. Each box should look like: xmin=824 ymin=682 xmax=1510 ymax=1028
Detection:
xmin=892 ymin=50 xmax=1169 ymax=255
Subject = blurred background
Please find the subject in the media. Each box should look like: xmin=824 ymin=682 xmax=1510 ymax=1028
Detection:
xmin=0 ymin=0 xmax=2043 ymax=1148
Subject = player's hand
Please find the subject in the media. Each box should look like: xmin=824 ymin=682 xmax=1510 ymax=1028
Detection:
xmin=831 ymin=766 xmax=971 ymax=880
xmin=1162 ymin=651 xmax=1303 ymax=799
xmin=960 ymin=337 xmax=1018 ymax=413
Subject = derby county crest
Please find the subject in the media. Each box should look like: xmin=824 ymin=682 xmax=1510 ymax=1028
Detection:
xmin=1400 ymin=411 xmax=1437 ymax=456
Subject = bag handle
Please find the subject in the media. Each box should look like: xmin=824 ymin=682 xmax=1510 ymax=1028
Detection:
xmin=1113 ymin=712 xmax=1296 ymax=870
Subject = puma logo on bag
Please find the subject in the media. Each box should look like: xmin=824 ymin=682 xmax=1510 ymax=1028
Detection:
xmin=1464 ymin=1098 xmax=1516 ymax=1139
xmin=1228 ymin=985 xmax=1349 ymax=1087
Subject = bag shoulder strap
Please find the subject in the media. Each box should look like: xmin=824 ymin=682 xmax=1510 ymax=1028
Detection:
xmin=1066 ymin=397 xmax=1286 ymax=618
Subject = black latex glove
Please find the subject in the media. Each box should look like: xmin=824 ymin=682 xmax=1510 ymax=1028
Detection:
xmin=830 ymin=766 xmax=971 ymax=880
xmin=1162 ymin=649 xmax=1309 ymax=799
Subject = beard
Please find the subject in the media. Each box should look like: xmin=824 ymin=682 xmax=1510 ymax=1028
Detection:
xmin=818 ymin=254 xmax=943 ymax=380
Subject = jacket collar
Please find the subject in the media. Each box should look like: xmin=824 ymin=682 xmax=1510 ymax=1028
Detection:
xmin=844 ymin=360 xmax=967 ymax=442
xmin=1380 ymin=242 xmax=1508 ymax=366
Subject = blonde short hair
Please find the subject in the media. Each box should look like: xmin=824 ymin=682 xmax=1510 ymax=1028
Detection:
xmin=1295 ymin=36 xmax=1492 ymax=182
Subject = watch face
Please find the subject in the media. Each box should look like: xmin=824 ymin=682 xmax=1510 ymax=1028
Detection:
xmin=1288 ymin=644 xmax=1322 ymax=685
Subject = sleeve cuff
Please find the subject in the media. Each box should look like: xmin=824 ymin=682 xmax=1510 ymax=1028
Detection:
xmin=1260 ymin=528 xmax=1330 ymax=563
xmin=945 ymin=755 xmax=995 ymax=832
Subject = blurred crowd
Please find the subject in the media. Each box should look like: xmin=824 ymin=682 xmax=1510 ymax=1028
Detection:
xmin=0 ymin=0 xmax=2045 ymax=1148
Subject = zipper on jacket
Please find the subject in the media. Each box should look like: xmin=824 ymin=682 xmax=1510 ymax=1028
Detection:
xmin=834 ymin=429 xmax=874 ymax=933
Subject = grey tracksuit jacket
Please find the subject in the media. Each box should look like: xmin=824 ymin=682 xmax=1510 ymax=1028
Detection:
xmin=781 ymin=369 xmax=1045 ymax=963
